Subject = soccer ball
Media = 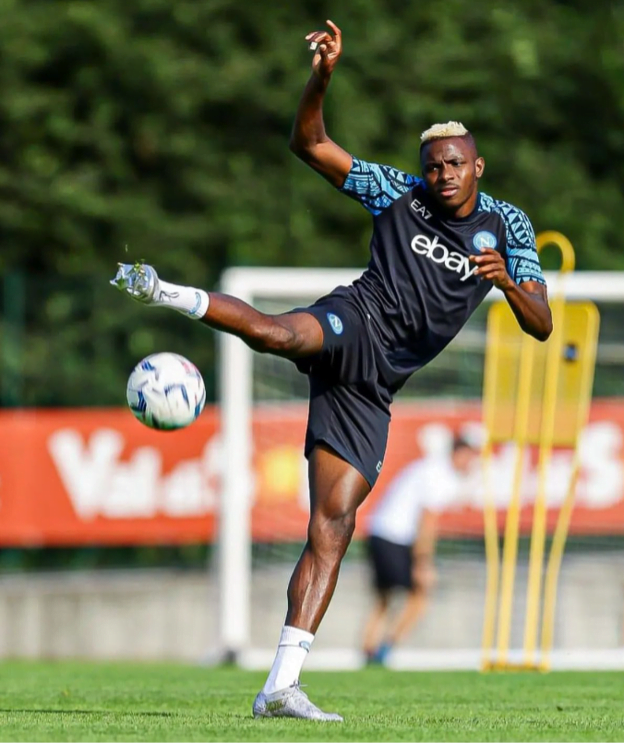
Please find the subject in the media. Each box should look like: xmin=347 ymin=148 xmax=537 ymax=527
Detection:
xmin=126 ymin=352 xmax=206 ymax=430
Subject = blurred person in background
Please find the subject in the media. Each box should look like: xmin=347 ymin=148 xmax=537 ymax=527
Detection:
xmin=112 ymin=19 xmax=551 ymax=722
xmin=362 ymin=435 xmax=478 ymax=665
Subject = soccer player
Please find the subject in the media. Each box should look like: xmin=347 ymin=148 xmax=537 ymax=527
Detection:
xmin=363 ymin=435 xmax=478 ymax=665
xmin=111 ymin=20 xmax=552 ymax=722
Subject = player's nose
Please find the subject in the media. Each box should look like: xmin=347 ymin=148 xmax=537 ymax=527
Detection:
xmin=438 ymin=163 xmax=455 ymax=181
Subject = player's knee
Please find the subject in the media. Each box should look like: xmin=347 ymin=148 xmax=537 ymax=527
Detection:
xmin=309 ymin=507 xmax=357 ymax=558
xmin=248 ymin=320 xmax=298 ymax=355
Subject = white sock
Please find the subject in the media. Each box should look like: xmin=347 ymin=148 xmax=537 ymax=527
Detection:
xmin=154 ymin=280 xmax=210 ymax=320
xmin=262 ymin=625 xmax=314 ymax=695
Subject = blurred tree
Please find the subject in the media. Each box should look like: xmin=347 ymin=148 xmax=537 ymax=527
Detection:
xmin=1 ymin=0 xmax=624 ymax=404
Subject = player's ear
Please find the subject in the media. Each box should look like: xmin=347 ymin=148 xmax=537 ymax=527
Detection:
xmin=475 ymin=157 xmax=485 ymax=179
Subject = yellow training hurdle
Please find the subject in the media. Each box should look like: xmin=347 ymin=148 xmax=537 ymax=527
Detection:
xmin=481 ymin=231 xmax=600 ymax=671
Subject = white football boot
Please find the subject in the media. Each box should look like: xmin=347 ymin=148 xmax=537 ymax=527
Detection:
xmin=252 ymin=682 xmax=343 ymax=722
xmin=110 ymin=262 xmax=160 ymax=304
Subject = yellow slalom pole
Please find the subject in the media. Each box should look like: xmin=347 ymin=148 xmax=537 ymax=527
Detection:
xmin=539 ymin=452 xmax=581 ymax=670
xmin=522 ymin=293 xmax=565 ymax=667
xmin=540 ymin=303 xmax=599 ymax=669
xmin=495 ymin=334 xmax=535 ymax=667
xmin=481 ymin=437 xmax=500 ymax=670
xmin=536 ymin=231 xmax=576 ymax=274
xmin=522 ymin=232 xmax=576 ymax=667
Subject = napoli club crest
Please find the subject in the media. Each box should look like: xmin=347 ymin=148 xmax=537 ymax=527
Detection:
xmin=473 ymin=231 xmax=498 ymax=251
xmin=327 ymin=313 xmax=344 ymax=335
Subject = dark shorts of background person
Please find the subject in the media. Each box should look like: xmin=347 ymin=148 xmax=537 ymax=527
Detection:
xmin=291 ymin=289 xmax=392 ymax=489
xmin=368 ymin=534 xmax=414 ymax=592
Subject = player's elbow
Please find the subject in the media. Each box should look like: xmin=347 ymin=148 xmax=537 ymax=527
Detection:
xmin=531 ymin=318 xmax=553 ymax=342
xmin=289 ymin=137 xmax=314 ymax=162
xmin=540 ymin=312 xmax=554 ymax=341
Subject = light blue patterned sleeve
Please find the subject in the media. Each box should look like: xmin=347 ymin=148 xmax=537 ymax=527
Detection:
xmin=339 ymin=157 xmax=422 ymax=216
xmin=499 ymin=203 xmax=546 ymax=285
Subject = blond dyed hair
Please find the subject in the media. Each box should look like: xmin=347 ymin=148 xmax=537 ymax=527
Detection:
xmin=420 ymin=121 xmax=469 ymax=145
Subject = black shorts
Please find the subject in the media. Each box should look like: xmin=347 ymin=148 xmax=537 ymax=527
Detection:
xmin=293 ymin=289 xmax=391 ymax=488
xmin=368 ymin=535 xmax=414 ymax=591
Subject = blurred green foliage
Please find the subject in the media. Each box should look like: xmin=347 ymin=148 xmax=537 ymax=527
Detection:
xmin=3 ymin=0 xmax=624 ymax=405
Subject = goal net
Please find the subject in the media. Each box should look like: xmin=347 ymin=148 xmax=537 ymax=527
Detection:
xmin=217 ymin=268 xmax=624 ymax=670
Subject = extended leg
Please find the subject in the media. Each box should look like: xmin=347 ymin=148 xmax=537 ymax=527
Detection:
xmin=253 ymin=444 xmax=371 ymax=721
xmin=110 ymin=262 xmax=324 ymax=358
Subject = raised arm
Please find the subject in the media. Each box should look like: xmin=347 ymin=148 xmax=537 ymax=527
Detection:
xmin=289 ymin=20 xmax=353 ymax=188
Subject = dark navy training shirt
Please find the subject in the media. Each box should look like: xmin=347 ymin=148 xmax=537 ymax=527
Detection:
xmin=338 ymin=157 xmax=546 ymax=392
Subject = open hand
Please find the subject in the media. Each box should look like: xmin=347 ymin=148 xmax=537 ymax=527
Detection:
xmin=305 ymin=20 xmax=342 ymax=80
xmin=469 ymin=248 xmax=513 ymax=290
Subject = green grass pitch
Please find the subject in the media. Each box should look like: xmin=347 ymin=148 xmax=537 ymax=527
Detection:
xmin=0 ymin=662 xmax=623 ymax=742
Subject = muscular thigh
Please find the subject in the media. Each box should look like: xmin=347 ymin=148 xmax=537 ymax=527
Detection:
xmin=308 ymin=443 xmax=371 ymax=521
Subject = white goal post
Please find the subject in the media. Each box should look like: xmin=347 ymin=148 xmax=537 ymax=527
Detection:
xmin=217 ymin=268 xmax=624 ymax=670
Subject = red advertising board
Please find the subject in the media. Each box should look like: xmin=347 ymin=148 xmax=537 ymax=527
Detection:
xmin=0 ymin=401 xmax=623 ymax=545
